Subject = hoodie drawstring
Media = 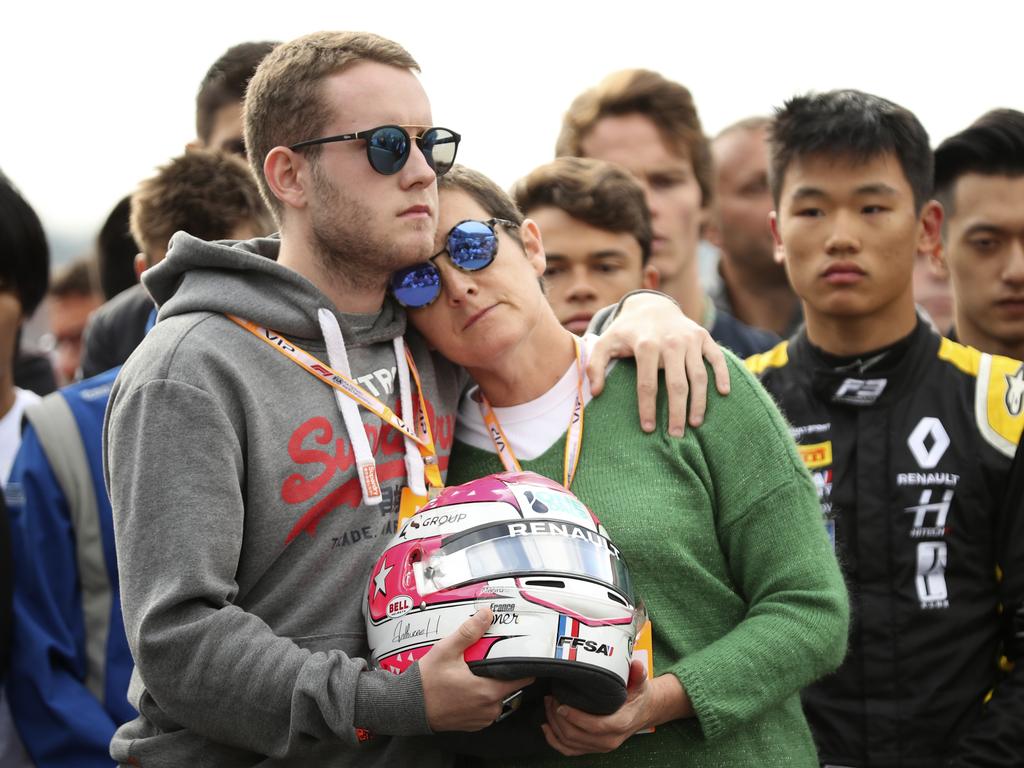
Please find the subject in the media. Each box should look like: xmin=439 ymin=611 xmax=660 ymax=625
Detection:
xmin=394 ymin=335 xmax=427 ymax=497
xmin=316 ymin=308 xmax=424 ymax=506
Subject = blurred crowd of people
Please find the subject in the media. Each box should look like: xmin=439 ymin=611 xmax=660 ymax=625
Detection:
xmin=1 ymin=30 xmax=1022 ymax=768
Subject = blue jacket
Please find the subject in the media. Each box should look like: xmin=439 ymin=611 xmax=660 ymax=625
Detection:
xmin=709 ymin=306 xmax=779 ymax=358
xmin=5 ymin=367 xmax=134 ymax=767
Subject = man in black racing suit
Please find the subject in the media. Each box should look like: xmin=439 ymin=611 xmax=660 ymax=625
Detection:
xmin=748 ymin=89 xmax=1024 ymax=767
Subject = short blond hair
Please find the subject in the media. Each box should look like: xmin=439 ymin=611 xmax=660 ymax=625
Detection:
xmin=130 ymin=149 xmax=272 ymax=261
xmin=243 ymin=31 xmax=419 ymax=217
xmin=556 ymin=69 xmax=713 ymax=207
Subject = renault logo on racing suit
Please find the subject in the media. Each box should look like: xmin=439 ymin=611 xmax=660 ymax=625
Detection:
xmin=907 ymin=417 xmax=950 ymax=469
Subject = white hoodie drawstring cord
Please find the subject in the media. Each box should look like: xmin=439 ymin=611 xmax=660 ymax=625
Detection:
xmin=394 ymin=335 xmax=427 ymax=497
xmin=317 ymin=309 xmax=424 ymax=506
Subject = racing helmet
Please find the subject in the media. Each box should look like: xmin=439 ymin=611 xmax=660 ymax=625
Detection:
xmin=365 ymin=471 xmax=645 ymax=715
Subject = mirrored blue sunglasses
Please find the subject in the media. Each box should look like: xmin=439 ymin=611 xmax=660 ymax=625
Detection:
xmin=390 ymin=218 xmax=518 ymax=308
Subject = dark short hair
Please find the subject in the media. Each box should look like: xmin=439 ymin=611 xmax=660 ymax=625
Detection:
xmin=933 ymin=108 xmax=1024 ymax=217
xmin=556 ymin=69 xmax=713 ymax=208
xmin=513 ymin=157 xmax=652 ymax=264
xmin=95 ymin=195 xmax=139 ymax=300
xmin=769 ymin=89 xmax=933 ymax=211
xmin=130 ymin=149 xmax=272 ymax=261
xmin=48 ymin=256 xmax=100 ymax=299
xmin=0 ymin=170 xmax=49 ymax=317
xmin=438 ymin=165 xmax=524 ymax=227
xmin=196 ymin=41 xmax=279 ymax=146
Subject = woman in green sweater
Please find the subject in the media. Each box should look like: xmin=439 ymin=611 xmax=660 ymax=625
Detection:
xmin=392 ymin=165 xmax=848 ymax=767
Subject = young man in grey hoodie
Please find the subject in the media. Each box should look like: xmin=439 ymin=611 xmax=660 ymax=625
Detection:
xmin=104 ymin=31 xmax=722 ymax=768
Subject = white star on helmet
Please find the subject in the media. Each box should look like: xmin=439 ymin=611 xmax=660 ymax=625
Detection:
xmin=374 ymin=561 xmax=393 ymax=597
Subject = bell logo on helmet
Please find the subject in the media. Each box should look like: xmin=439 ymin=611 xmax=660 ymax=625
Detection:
xmin=386 ymin=595 xmax=413 ymax=618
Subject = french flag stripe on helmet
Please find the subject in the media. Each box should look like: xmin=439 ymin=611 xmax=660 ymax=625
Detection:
xmin=556 ymin=615 xmax=581 ymax=661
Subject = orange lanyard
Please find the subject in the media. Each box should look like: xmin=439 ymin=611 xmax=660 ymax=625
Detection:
xmin=479 ymin=337 xmax=585 ymax=489
xmin=228 ymin=315 xmax=442 ymax=489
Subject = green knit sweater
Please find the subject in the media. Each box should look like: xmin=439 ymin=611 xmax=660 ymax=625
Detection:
xmin=446 ymin=354 xmax=849 ymax=767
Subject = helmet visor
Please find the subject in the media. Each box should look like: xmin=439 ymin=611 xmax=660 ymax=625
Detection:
xmin=419 ymin=521 xmax=635 ymax=602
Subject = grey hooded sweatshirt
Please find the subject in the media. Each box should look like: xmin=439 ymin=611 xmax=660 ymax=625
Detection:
xmin=104 ymin=233 xmax=464 ymax=766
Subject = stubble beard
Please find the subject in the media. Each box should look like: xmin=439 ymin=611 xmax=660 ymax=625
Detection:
xmin=308 ymin=163 xmax=432 ymax=294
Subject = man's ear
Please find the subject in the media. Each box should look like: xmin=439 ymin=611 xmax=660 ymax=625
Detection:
xmin=185 ymin=138 xmax=202 ymax=152
xmin=697 ymin=202 xmax=713 ymax=239
xmin=136 ymin=244 xmax=168 ymax=280
xmin=928 ymin=241 xmax=951 ymax=279
xmin=264 ymin=147 xmax=308 ymax=211
xmin=917 ymin=200 xmax=944 ymax=259
xmin=642 ymin=264 xmax=660 ymax=290
xmin=769 ymin=210 xmax=786 ymax=265
xmin=133 ymin=253 xmax=148 ymax=282
xmin=521 ymin=219 xmax=546 ymax=277
xmin=704 ymin=209 xmax=724 ymax=249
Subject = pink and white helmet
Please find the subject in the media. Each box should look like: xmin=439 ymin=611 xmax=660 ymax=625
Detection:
xmin=365 ymin=471 xmax=645 ymax=715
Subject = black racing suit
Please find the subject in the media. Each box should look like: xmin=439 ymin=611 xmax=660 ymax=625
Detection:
xmin=747 ymin=320 xmax=1024 ymax=767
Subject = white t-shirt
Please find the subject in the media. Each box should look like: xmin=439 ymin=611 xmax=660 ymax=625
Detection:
xmin=456 ymin=334 xmax=606 ymax=459
xmin=1 ymin=387 xmax=40 ymax=486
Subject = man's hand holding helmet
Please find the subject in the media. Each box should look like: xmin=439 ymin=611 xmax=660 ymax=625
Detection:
xmin=418 ymin=608 xmax=534 ymax=731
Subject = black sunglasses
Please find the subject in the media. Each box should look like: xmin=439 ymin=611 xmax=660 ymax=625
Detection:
xmin=289 ymin=125 xmax=460 ymax=176
xmin=390 ymin=218 xmax=517 ymax=308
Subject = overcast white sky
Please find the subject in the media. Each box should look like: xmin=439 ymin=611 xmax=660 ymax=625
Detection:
xmin=4 ymin=0 xmax=1023 ymax=255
